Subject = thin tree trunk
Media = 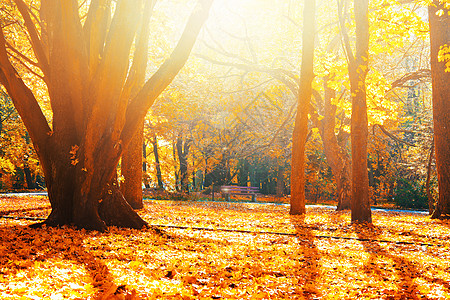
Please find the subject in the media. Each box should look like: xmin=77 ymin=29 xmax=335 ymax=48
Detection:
xmin=151 ymin=134 xmax=164 ymax=190
xmin=290 ymin=0 xmax=315 ymax=215
xmin=276 ymin=165 xmax=285 ymax=197
xmin=143 ymin=142 xmax=151 ymax=189
xmin=320 ymin=76 xmax=351 ymax=210
xmin=119 ymin=1 xmax=157 ymax=210
xmin=23 ymin=165 xmax=35 ymax=189
xmin=173 ymin=141 xmax=179 ymax=192
xmin=176 ymin=137 xmax=191 ymax=192
xmin=426 ymin=141 xmax=435 ymax=215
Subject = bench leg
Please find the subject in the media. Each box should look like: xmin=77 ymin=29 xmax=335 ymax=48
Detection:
xmin=252 ymin=194 xmax=256 ymax=202
xmin=225 ymin=194 xmax=230 ymax=201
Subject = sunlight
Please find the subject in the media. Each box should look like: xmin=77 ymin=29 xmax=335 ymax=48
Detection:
xmin=208 ymin=0 xmax=279 ymax=38
xmin=1 ymin=0 xmax=449 ymax=297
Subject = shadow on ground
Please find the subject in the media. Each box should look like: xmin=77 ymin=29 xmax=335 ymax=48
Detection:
xmin=0 ymin=225 xmax=135 ymax=299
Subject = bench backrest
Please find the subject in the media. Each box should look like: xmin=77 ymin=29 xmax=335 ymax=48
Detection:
xmin=220 ymin=186 xmax=259 ymax=193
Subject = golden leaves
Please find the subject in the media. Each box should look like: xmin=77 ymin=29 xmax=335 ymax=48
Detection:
xmin=1 ymin=196 xmax=450 ymax=299
xmin=438 ymin=44 xmax=450 ymax=72
xmin=69 ymin=145 xmax=79 ymax=166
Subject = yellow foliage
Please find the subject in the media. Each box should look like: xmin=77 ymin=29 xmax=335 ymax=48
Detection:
xmin=2 ymin=196 xmax=449 ymax=299
xmin=0 ymin=157 xmax=15 ymax=174
xmin=438 ymin=44 xmax=450 ymax=72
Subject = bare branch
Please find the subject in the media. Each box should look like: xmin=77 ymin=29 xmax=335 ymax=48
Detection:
xmin=5 ymin=41 xmax=39 ymax=67
xmin=373 ymin=124 xmax=417 ymax=147
xmin=389 ymin=69 xmax=431 ymax=91
xmin=6 ymin=48 xmax=45 ymax=81
xmin=337 ymin=0 xmax=355 ymax=68
xmin=0 ymin=28 xmax=52 ymax=158
xmin=195 ymin=53 xmax=299 ymax=96
xmin=13 ymin=0 xmax=49 ymax=75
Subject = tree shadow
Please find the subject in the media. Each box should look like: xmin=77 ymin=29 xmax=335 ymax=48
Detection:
xmin=356 ymin=224 xmax=450 ymax=299
xmin=289 ymin=215 xmax=322 ymax=299
xmin=0 ymin=225 xmax=133 ymax=299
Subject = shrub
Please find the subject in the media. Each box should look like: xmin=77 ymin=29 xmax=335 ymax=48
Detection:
xmin=393 ymin=178 xmax=428 ymax=209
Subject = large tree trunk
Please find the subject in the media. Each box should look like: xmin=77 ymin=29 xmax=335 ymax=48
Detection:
xmin=349 ymin=0 xmax=372 ymax=223
xmin=429 ymin=1 xmax=450 ymax=219
xmin=99 ymin=178 xmax=147 ymax=228
xmin=0 ymin=0 xmax=213 ymax=231
xmin=290 ymin=0 xmax=316 ymax=215
xmin=121 ymin=122 xmax=144 ymax=209
xmin=41 ymin=148 xmax=146 ymax=231
xmin=339 ymin=0 xmax=372 ymax=223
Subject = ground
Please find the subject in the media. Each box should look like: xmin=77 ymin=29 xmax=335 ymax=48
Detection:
xmin=0 ymin=195 xmax=450 ymax=299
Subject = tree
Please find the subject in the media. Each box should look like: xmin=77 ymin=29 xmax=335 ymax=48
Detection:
xmin=176 ymin=136 xmax=191 ymax=192
xmin=118 ymin=0 xmax=154 ymax=209
xmin=290 ymin=0 xmax=316 ymax=215
xmin=0 ymin=0 xmax=213 ymax=231
xmin=150 ymin=134 xmax=164 ymax=190
xmin=429 ymin=0 xmax=450 ymax=219
xmin=339 ymin=0 xmax=372 ymax=223
xmin=317 ymin=76 xmax=352 ymax=210
xmin=0 ymin=90 xmax=41 ymax=189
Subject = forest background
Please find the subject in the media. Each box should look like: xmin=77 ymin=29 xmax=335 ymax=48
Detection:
xmin=0 ymin=0 xmax=446 ymax=212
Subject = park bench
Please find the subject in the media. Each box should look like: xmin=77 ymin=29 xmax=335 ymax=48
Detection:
xmin=220 ymin=185 xmax=259 ymax=202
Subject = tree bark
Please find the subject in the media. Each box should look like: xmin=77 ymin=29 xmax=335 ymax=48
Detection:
xmin=429 ymin=1 xmax=450 ymax=219
xmin=290 ymin=0 xmax=315 ymax=215
xmin=119 ymin=0 xmax=158 ymax=209
xmin=143 ymin=142 xmax=151 ymax=189
xmin=121 ymin=122 xmax=144 ymax=209
xmin=350 ymin=0 xmax=371 ymax=223
xmin=176 ymin=137 xmax=191 ymax=192
xmin=23 ymin=165 xmax=35 ymax=190
xmin=339 ymin=0 xmax=372 ymax=223
xmin=151 ymin=134 xmax=164 ymax=190
xmin=99 ymin=177 xmax=147 ymax=228
xmin=426 ymin=142 xmax=435 ymax=215
xmin=320 ymin=77 xmax=351 ymax=210
xmin=276 ymin=165 xmax=285 ymax=197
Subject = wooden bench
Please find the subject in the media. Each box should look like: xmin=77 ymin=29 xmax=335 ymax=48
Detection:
xmin=220 ymin=186 xmax=259 ymax=202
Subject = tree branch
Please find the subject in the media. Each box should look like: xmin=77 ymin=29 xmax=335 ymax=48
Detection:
xmin=112 ymin=0 xmax=156 ymax=140
xmin=195 ymin=53 xmax=299 ymax=96
xmin=372 ymin=124 xmax=417 ymax=147
xmin=0 ymin=28 xmax=52 ymax=159
xmin=5 ymin=41 xmax=40 ymax=67
xmin=13 ymin=0 xmax=49 ymax=75
xmin=122 ymin=0 xmax=214 ymax=146
xmin=83 ymin=0 xmax=112 ymax=77
xmin=6 ymin=48 xmax=45 ymax=81
xmin=337 ymin=0 xmax=355 ymax=68
xmin=389 ymin=69 xmax=431 ymax=91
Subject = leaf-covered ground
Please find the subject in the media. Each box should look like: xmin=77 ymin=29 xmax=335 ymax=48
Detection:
xmin=1 ymin=196 xmax=450 ymax=299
